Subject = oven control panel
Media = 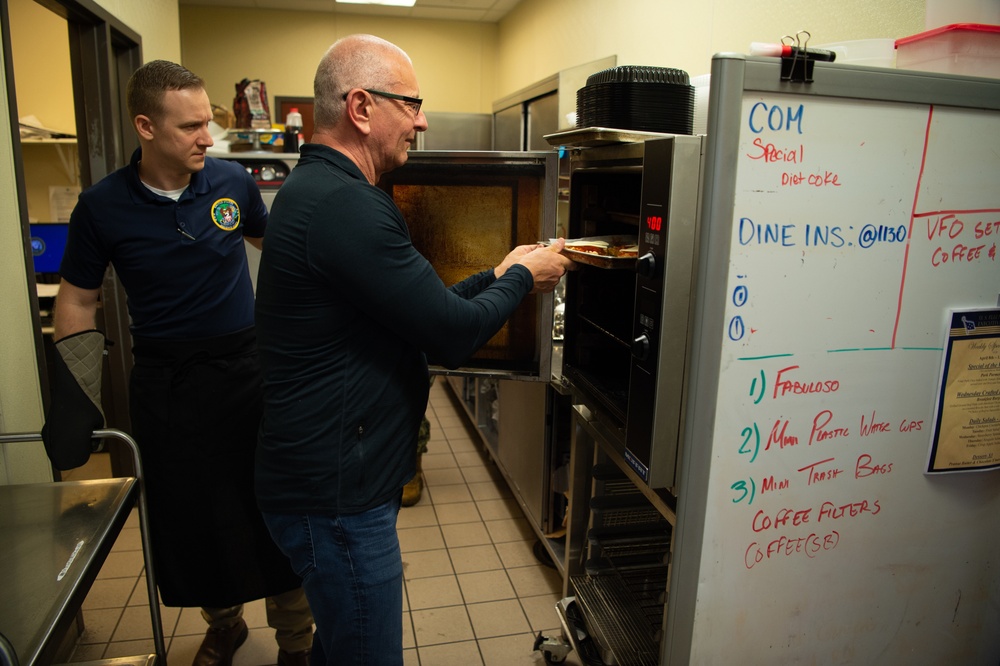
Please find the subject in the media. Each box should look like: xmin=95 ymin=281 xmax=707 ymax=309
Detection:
xmin=245 ymin=161 xmax=290 ymax=184
xmin=627 ymin=136 xmax=704 ymax=489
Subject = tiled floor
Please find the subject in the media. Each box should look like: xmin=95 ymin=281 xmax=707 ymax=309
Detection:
xmin=61 ymin=380 xmax=582 ymax=666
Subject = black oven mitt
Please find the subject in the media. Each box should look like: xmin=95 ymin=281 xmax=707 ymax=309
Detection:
xmin=41 ymin=329 xmax=107 ymax=470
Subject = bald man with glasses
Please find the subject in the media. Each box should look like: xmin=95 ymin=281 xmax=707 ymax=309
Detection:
xmin=252 ymin=34 xmax=573 ymax=665
xmin=343 ymin=88 xmax=423 ymax=115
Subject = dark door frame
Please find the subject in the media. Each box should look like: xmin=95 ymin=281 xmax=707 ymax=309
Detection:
xmin=2 ymin=0 xmax=141 ymax=475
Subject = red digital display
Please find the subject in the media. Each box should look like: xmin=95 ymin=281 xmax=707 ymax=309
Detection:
xmin=646 ymin=215 xmax=663 ymax=231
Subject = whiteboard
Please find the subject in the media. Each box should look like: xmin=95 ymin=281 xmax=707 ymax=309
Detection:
xmin=669 ymin=55 xmax=1000 ymax=665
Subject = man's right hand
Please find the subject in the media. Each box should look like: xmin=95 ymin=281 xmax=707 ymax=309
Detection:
xmin=516 ymin=238 xmax=576 ymax=294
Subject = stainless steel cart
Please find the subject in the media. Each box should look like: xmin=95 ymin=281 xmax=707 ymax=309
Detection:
xmin=0 ymin=429 xmax=167 ymax=665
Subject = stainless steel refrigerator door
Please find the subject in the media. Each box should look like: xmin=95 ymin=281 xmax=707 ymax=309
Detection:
xmin=415 ymin=112 xmax=492 ymax=150
xmin=526 ymin=92 xmax=559 ymax=151
xmin=493 ymin=105 xmax=524 ymax=151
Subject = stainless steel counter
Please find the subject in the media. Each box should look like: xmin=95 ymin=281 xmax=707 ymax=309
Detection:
xmin=0 ymin=479 xmax=138 ymax=665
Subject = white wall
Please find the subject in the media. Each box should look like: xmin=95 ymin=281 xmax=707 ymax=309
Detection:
xmin=496 ymin=0 xmax=925 ymax=95
xmin=179 ymin=0 xmax=928 ymax=116
xmin=93 ymin=0 xmax=181 ymax=63
xmin=0 ymin=28 xmax=50 ymax=484
xmin=179 ymin=7 xmax=498 ymax=117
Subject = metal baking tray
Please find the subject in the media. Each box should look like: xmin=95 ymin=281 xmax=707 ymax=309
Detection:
xmin=544 ymin=127 xmax=672 ymax=148
xmin=549 ymin=236 xmax=637 ymax=269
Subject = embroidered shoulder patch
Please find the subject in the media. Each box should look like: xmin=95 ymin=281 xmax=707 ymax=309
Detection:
xmin=211 ymin=198 xmax=240 ymax=231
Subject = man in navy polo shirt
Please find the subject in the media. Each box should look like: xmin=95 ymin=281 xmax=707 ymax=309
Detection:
xmin=54 ymin=60 xmax=312 ymax=666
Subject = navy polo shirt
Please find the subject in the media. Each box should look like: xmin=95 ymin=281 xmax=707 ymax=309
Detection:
xmin=60 ymin=148 xmax=267 ymax=340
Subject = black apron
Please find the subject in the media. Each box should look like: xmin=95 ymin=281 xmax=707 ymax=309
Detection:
xmin=129 ymin=327 xmax=301 ymax=608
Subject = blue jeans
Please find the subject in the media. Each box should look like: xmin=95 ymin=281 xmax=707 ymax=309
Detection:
xmin=262 ymin=497 xmax=403 ymax=666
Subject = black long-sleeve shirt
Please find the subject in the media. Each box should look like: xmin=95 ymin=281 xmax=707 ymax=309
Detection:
xmin=254 ymin=144 xmax=533 ymax=514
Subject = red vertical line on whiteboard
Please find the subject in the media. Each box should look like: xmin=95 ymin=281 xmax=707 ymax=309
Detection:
xmin=891 ymin=105 xmax=935 ymax=349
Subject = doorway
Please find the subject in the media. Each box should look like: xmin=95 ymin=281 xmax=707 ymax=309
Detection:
xmin=2 ymin=0 xmax=141 ymax=476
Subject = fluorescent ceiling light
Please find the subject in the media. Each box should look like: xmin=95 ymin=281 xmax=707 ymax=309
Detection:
xmin=336 ymin=0 xmax=417 ymax=6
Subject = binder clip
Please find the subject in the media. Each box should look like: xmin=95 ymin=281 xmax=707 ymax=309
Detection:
xmin=780 ymin=31 xmax=815 ymax=83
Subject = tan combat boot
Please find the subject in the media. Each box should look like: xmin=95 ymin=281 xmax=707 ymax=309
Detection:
xmin=401 ymin=455 xmax=424 ymax=506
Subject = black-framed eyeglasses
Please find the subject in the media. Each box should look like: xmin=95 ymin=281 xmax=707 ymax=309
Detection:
xmin=342 ymin=88 xmax=423 ymax=115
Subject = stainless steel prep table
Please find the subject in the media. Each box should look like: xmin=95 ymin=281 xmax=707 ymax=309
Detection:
xmin=0 ymin=431 xmax=166 ymax=665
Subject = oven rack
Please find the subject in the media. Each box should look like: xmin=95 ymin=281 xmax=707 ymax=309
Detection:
xmin=587 ymin=520 xmax=670 ymax=539
xmin=593 ymin=463 xmax=660 ymax=499
xmin=590 ymin=494 xmax=665 ymax=529
xmin=564 ymin=367 xmax=628 ymax=426
xmin=583 ymin=566 xmax=670 ymax=619
xmin=576 ymin=313 xmax=632 ymax=350
xmin=581 ymin=206 xmax=641 ymax=229
xmin=587 ymin=526 xmax=670 ymax=565
xmin=586 ymin=552 xmax=669 ymax=575
xmin=570 ymin=571 xmax=662 ymax=666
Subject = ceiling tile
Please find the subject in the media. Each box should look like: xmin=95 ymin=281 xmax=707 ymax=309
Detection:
xmin=329 ymin=3 xmax=412 ymax=17
xmin=258 ymin=0 xmax=336 ymax=10
xmin=178 ymin=0 xmax=254 ymax=7
xmin=179 ymin=0 xmax=521 ymax=21
xmin=420 ymin=0 xmax=496 ymax=9
xmin=411 ymin=6 xmax=488 ymax=21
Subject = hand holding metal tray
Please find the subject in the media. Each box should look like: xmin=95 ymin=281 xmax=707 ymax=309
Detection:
xmin=542 ymin=235 xmax=638 ymax=269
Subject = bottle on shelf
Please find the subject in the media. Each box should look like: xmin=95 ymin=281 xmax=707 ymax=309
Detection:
xmin=283 ymin=108 xmax=303 ymax=153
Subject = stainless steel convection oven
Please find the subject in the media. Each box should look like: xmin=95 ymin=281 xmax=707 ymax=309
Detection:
xmin=558 ymin=132 xmax=704 ymax=492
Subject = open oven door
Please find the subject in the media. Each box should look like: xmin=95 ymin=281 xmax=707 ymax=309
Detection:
xmin=377 ymin=150 xmax=559 ymax=382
